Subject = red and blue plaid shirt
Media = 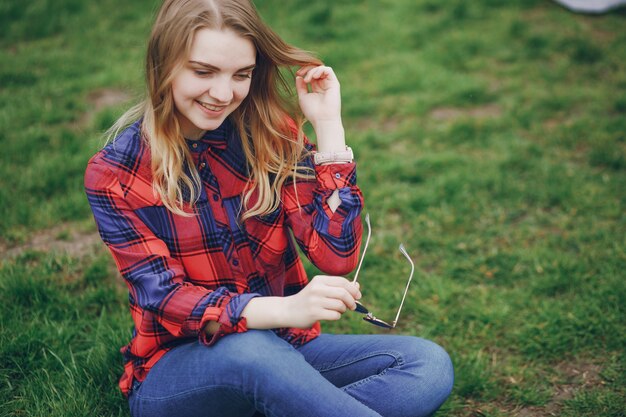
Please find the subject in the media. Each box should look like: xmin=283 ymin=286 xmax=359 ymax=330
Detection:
xmin=84 ymin=118 xmax=363 ymax=397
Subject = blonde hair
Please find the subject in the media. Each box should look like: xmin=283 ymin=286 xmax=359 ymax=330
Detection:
xmin=107 ymin=0 xmax=322 ymax=218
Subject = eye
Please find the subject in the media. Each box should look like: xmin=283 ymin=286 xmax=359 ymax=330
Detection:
xmin=234 ymin=72 xmax=252 ymax=80
xmin=193 ymin=69 xmax=213 ymax=77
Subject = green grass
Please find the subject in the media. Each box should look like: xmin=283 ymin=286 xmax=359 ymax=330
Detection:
xmin=1 ymin=0 xmax=625 ymax=415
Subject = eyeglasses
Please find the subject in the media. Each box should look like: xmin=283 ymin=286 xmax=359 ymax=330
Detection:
xmin=352 ymin=213 xmax=415 ymax=329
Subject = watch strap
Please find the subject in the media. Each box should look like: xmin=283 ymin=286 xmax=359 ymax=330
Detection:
xmin=314 ymin=146 xmax=354 ymax=165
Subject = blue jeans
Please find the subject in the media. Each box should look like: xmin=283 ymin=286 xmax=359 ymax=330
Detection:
xmin=128 ymin=330 xmax=454 ymax=417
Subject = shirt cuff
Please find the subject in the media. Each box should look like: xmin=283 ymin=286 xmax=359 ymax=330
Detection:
xmin=315 ymin=162 xmax=357 ymax=190
xmin=199 ymin=293 xmax=261 ymax=346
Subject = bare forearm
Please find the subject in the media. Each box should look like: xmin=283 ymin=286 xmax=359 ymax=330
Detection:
xmin=203 ymin=297 xmax=288 ymax=336
xmin=313 ymin=120 xmax=346 ymax=212
xmin=244 ymin=276 xmax=361 ymax=330
xmin=313 ymin=120 xmax=345 ymax=153
xmin=204 ymin=276 xmax=361 ymax=335
xmin=240 ymin=296 xmax=290 ymax=329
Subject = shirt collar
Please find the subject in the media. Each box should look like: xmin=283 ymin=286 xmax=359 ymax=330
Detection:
xmin=190 ymin=118 xmax=251 ymax=199
xmin=186 ymin=118 xmax=231 ymax=153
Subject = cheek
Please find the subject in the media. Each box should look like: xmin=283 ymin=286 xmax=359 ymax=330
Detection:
xmin=234 ymin=82 xmax=252 ymax=102
xmin=172 ymin=75 xmax=200 ymax=102
xmin=171 ymin=80 xmax=187 ymax=108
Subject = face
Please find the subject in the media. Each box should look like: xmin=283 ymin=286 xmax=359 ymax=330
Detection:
xmin=171 ymin=28 xmax=256 ymax=139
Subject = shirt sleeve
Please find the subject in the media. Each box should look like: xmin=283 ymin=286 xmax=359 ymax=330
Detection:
xmin=282 ymin=138 xmax=364 ymax=276
xmin=84 ymin=159 xmax=258 ymax=347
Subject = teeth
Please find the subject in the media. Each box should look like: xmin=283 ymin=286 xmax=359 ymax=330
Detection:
xmin=198 ymin=101 xmax=223 ymax=112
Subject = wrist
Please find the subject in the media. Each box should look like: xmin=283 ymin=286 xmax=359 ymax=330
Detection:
xmin=312 ymin=120 xmax=345 ymax=152
xmin=204 ymin=320 xmax=221 ymax=335
xmin=241 ymin=296 xmax=290 ymax=329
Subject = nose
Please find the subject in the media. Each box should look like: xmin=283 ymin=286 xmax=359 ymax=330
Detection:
xmin=208 ymin=77 xmax=233 ymax=103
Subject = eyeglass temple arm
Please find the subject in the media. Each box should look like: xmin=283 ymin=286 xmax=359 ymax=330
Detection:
xmin=391 ymin=243 xmax=415 ymax=327
xmin=352 ymin=213 xmax=371 ymax=283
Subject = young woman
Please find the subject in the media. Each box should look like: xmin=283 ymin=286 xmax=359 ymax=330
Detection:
xmin=84 ymin=1 xmax=453 ymax=416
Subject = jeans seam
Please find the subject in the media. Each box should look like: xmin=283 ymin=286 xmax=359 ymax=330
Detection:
xmin=133 ymin=383 xmax=243 ymax=402
xmin=314 ymin=350 xmax=405 ymax=373
xmin=341 ymin=367 xmax=390 ymax=391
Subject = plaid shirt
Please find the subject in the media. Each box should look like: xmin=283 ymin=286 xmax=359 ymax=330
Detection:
xmin=84 ymin=118 xmax=363 ymax=397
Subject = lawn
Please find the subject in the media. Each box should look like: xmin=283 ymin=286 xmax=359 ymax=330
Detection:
xmin=1 ymin=0 xmax=624 ymax=416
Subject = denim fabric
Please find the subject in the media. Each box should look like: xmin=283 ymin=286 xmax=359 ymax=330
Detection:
xmin=128 ymin=330 xmax=453 ymax=417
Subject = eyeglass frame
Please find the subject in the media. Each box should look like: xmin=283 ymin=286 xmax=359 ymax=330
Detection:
xmin=351 ymin=213 xmax=415 ymax=329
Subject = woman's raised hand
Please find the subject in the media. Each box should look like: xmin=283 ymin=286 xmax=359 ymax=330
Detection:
xmin=284 ymin=275 xmax=361 ymax=329
xmin=295 ymin=65 xmax=342 ymax=129
xmin=295 ymin=65 xmax=346 ymax=153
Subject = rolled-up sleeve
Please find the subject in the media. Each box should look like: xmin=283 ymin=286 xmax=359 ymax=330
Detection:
xmin=85 ymin=159 xmax=258 ymax=349
xmin=283 ymin=140 xmax=363 ymax=276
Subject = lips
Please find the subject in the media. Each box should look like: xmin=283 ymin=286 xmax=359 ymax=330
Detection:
xmin=196 ymin=100 xmax=226 ymax=113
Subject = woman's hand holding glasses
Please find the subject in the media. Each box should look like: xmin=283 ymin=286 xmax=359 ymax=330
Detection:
xmin=241 ymin=275 xmax=361 ymax=330
xmin=283 ymin=275 xmax=362 ymax=329
xmin=243 ymin=213 xmax=414 ymax=331
xmin=283 ymin=213 xmax=415 ymax=330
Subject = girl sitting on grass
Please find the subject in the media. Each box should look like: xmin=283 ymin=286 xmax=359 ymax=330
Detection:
xmin=84 ymin=0 xmax=453 ymax=416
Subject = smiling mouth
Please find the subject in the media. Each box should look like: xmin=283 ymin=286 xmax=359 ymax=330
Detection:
xmin=197 ymin=100 xmax=226 ymax=112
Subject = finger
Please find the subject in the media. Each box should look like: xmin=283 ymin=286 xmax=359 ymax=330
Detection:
xmin=354 ymin=282 xmax=362 ymax=299
xmin=324 ymin=277 xmax=361 ymax=300
xmin=312 ymin=275 xmax=347 ymax=286
xmin=324 ymin=286 xmax=357 ymax=311
xmin=296 ymin=65 xmax=318 ymax=77
xmin=295 ymin=75 xmax=308 ymax=97
xmin=321 ymin=298 xmax=348 ymax=314
xmin=303 ymin=65 xmax=331 ymax=83
xmin=318 ymin=309 xmax=342 ymax=322
xmin=317 ymin=66 xmax=336 ymax=83
xmin=350 ymin=281 xmax=362 ymax=299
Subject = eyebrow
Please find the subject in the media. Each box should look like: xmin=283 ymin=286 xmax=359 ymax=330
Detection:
xmin=188 ymin=61 xmax=256 ymax=72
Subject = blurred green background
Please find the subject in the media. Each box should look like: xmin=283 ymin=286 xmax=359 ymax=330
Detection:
xmin=1 ymin=0 xmax=624 ymax=416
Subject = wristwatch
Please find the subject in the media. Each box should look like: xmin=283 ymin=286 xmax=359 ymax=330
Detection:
xmin=313 ymin=146 xmax=354 ymax=165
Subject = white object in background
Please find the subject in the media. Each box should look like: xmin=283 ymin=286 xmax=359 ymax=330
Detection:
xmin=553 ymin=0 xmax=626 ymax=13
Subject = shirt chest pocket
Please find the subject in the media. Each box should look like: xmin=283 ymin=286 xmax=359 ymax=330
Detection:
xmin=248 ymin=214 xmax=289 ymax=272
xmin=256 ymin=232 xmax=288 ymax=272
xmin=135 ymin=198 xmax=214 ymax=255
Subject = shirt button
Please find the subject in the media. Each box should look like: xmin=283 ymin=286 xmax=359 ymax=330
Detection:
xmin=192 ymin=142 xmax=198 ymax=149
xmin=232 ymin=259 xmax=239 ymax=267
xmin=212 ymin=194 xmax=219 ymax=202
xmin=335 ymin=173 xmax=341 ymax=179
xmin=199 ymin=162 xmax=206 ymax=169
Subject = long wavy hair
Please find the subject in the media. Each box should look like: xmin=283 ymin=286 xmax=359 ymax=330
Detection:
xmin=107 ymin=0 xmax=322 ymax=219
